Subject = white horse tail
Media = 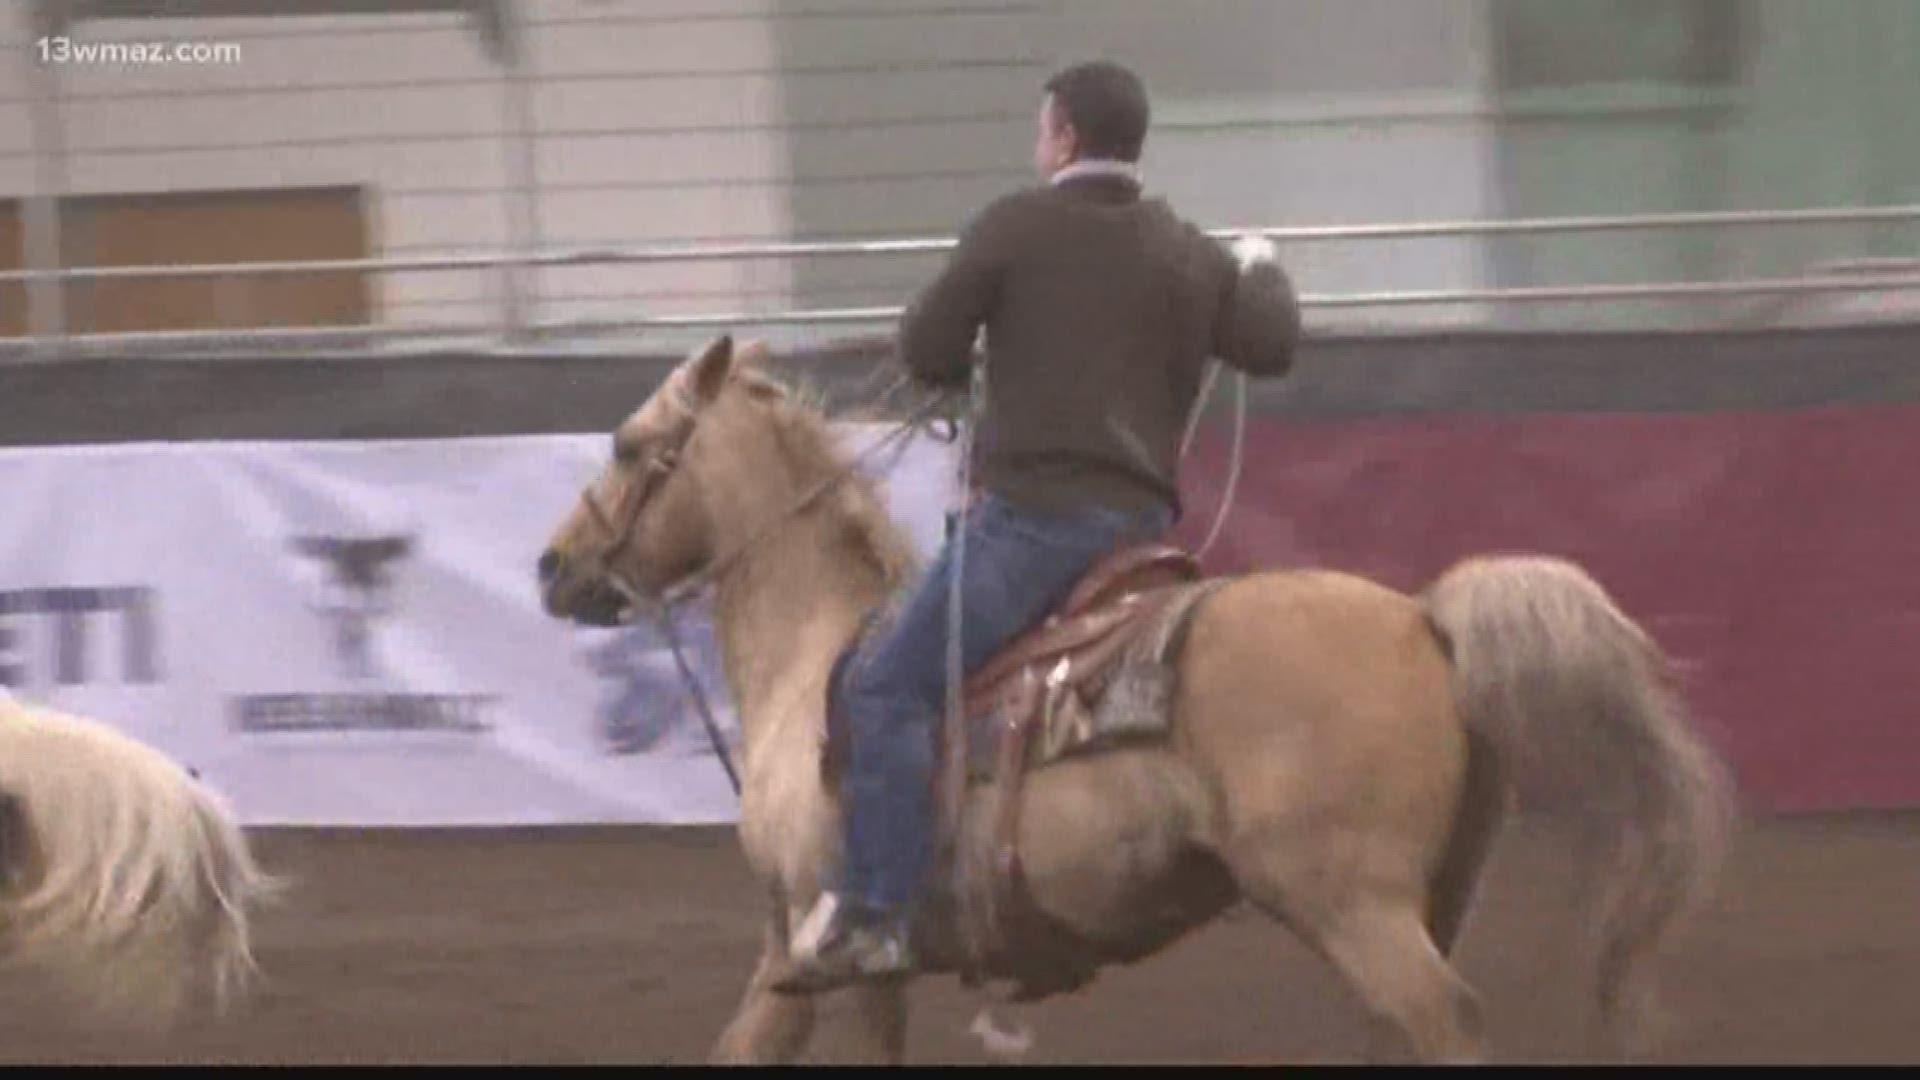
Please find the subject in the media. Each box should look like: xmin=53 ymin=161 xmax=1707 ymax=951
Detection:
xmin=0 ymin=695 xmax=283 ymax=1028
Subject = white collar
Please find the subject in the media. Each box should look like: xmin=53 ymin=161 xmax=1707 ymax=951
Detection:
xmin=1050 ymin=159 xmax=1143 ymax=188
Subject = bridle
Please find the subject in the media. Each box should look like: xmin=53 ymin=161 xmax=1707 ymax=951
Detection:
xmin=574 ymin=398 xmax=702 ymax=613
xmin=562 ymin=380 xmax=957 ymax=795
xmin=573 ymin=386 xmax=953 ymax=612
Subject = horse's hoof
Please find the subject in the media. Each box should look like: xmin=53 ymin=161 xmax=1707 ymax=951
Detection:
xmin=969 ymin=1007 xmax=1035 ymax=1059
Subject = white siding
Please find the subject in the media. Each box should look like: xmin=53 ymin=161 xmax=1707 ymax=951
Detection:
xmin=1 ymin=2 xmax=797 ymax=330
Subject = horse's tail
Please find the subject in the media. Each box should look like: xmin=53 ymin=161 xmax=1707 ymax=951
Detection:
xmin=0 ymin=696 xmax=283 ymax=1028
xmin=1420 ymin=556 xmax=1737 ymax=1044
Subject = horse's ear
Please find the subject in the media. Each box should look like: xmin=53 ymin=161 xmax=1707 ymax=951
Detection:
xmin=736 ymin=339 xmax=773 ymax=366
xmin=688 ymin=334 xmax=734 ymax=404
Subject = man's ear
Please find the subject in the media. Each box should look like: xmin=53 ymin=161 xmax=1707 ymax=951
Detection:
xmin=687 ymin=334 xmax=734 ymax=404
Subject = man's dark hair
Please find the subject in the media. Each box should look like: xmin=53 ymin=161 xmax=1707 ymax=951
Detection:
xmin=1043 ymin=60 xmax=1150 ymax=163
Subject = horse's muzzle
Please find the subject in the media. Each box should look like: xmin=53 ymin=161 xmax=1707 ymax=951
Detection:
xmin=569 ymin=585 xmax=630 ymax=627
xmin=538 ymin=553 xmax=630 ymax=627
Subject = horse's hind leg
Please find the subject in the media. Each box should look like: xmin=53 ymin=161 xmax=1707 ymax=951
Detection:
xmin=711 ymin=927 xmax=819 ymax=1064
xmin=1234 ymin=855 xmax=1484 ymax=1063
xmin=1313 ymin=901 xmax=1487 ymax=1063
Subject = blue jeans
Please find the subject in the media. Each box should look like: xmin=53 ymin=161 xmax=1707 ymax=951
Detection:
xmin=835 ymin=492 xmax=1175 ymax=916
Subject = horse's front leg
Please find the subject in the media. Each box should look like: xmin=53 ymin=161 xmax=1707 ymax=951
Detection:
xmin=711 ymin=918 xmax=818 ymax=1064
xmin=844 ymin=979 xmax=910 ymax=1064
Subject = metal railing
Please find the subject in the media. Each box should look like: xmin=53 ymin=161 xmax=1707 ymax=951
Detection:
xmin=7 ymin=202 xmax=1918 ymax=286
xmin=4 ymin=203 xmax=1919 ymax=358
xmin=10 ymin=275 xmax=1920 ymax=359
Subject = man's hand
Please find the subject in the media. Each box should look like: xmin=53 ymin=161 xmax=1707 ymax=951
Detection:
xmin=1231 ymin=233 xmax=1278 ymax=272
xmin=1213 ymin=230 xmax=1300 ymax=378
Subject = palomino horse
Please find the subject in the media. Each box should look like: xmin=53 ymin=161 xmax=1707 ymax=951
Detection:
xmin=0 ymin=691 xmax=279 ymax=1030
xmin=536 ymin=335 xmax=1735 ymax=1064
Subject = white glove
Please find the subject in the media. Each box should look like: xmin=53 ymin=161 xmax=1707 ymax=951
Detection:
xmin=1231 ymin=234 xmax=1277 ymax=272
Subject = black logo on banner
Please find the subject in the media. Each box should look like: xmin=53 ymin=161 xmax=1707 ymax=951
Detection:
xmin=0 ymin=586 xmax=162 ymax=691
xmin=229 ymin=534 xmax=497 ymax=736
xmin=293 ymin=535 xmax=412 ymax=680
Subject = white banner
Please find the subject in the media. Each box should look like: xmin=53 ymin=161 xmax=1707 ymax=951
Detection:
xmin=0 ymin=426 xmax=956 ymax=826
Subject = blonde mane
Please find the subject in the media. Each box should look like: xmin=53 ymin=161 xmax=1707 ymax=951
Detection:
xmin=723 ymin=363 xmax=922 ymax=602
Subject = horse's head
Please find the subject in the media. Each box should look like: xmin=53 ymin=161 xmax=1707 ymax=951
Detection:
xmin=537 ymin=333 xmax=788 ymax=627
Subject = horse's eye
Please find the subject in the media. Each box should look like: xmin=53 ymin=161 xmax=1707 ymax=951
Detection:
xmin=613 ymin=438 xmax=639 ymax=465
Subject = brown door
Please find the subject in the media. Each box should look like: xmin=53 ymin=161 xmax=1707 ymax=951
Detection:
xmin=0 ymin=201 xmax=21 ymax=338
xmin=2 ymin=185 xmax=374 ymax=337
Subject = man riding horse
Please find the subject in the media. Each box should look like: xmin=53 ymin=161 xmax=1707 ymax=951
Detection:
xmin=776 ymin=59 xmax=1303 ymax=994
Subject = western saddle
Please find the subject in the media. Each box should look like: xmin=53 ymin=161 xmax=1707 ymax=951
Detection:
xmin=959 ymin=541 xmax=1199 ymax=748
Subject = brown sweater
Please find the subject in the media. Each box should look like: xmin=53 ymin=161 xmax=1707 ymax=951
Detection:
xmin=897 ymin=174 xmax=1301 ymax=518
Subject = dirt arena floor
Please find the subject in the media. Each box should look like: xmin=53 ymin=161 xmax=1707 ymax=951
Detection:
xmin=1 ymin=810 xmax=1916 ymax=1064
